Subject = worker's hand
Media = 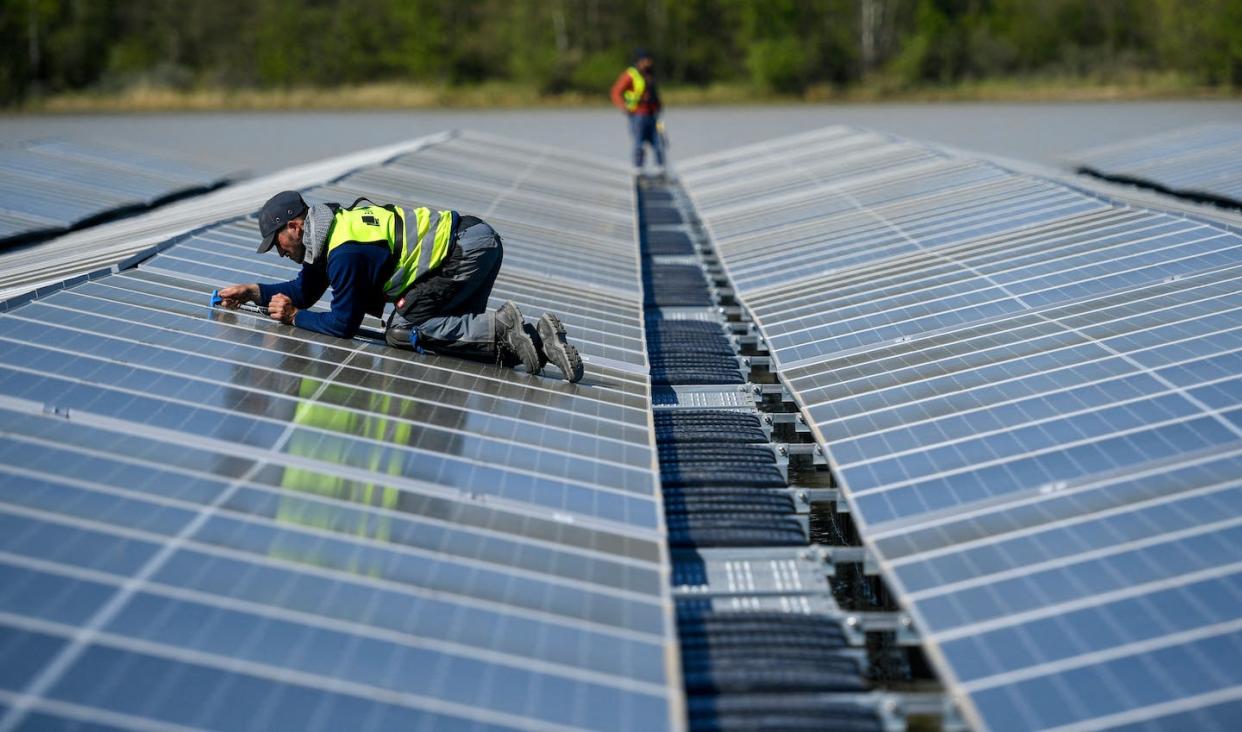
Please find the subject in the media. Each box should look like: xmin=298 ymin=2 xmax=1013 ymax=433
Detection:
xmin=268 ymin=293 xmax=297 ymax=325
xmin=217 ymin=283 xmax=259 ymax=309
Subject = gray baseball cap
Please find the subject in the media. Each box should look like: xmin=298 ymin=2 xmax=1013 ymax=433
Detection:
xmin=256 ymin=190 xmax=308 ymax=253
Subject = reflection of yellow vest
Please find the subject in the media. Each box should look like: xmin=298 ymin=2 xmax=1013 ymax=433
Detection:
xmin=623 ymin=67 xmax=646 ymax=112
xmin=276 ymin=379 xmax=413 ymax=544
xmin=326 ymin=203 xmax=456 ymax=300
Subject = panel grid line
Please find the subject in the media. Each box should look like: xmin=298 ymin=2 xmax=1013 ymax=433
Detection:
xmin=959 ymin=617 xmax=1242 ymax=693
xmin=1033 ymin=311 xmax=1242 ymax=441
xmin=0 ymin=432 xmax=659 ymax=570
xmin=834 ymin=367 xmax=1242 ymax=471
xmin=0 ymin=567 xmax=669 ymax=696
xmin=0 ymin=464 xmax=666 ymax=605
xmin=0 ymin=610 xmax=591 ymax=732
xmin=885 ymin=475 xmax=1242 ymax=567
xmin=903 ymin=511 xmax=1242 ymax=602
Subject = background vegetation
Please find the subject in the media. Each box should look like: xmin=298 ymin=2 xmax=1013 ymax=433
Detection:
xmin=2 ymin=0 xmax=1239 ymax=109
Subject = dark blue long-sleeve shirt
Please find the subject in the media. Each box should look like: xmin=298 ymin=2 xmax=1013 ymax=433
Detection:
xmin=258 ymin=243 xmax=393 ymax=338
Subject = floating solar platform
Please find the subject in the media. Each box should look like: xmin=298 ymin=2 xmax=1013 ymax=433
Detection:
xmin=1068 ymin=124 xmax=1242 ymax=209
xmin=0 ymin=138 xmax=236 ymax=246
xmin=0 ymin=133 xmax=681 ymax=731
xmin=682 ymin=125 xmax=1242 ymax=732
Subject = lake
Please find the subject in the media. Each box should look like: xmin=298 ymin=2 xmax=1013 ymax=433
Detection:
xmin=1 ymin=100 xmax=1238 ymax=177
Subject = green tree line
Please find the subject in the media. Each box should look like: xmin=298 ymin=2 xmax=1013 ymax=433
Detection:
xmin=1 ymin=0 xmax=1238 ymax=106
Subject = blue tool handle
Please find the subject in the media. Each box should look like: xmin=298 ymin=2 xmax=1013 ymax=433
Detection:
xmin=210 ymin=288 xmax=268 ymax=314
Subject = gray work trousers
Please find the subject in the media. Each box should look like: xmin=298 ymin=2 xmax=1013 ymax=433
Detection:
xmin=386 ymin=221 xmax=502 ymax=362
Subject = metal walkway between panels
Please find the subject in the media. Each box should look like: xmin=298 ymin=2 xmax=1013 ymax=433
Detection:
xmin=637 ymin=176 xmax=951 ymax=732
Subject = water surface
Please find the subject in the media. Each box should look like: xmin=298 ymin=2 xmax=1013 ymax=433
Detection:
xmin=1 ymin=101 xmax=1238 ymax=175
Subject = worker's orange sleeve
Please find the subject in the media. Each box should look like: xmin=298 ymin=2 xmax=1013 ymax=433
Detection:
xmin=610 ymin=71 xmax=632 ymax=112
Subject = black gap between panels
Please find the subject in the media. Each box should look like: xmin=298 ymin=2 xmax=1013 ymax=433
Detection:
xmin=637 ymin=179 xmax=884 ymax=732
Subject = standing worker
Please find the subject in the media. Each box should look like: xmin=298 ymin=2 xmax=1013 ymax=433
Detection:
xmin=216 ymin=190 xmax=585 ymax=382
xmin=611 ymin=48 xmax=665 ymax=174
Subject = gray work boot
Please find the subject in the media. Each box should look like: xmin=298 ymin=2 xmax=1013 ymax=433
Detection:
xmin=525 ymin=322 xmax=548 ymax=371
xmin=495 ymin=301 xmax=542 ymax=375
xmin=536 ymin=313 xmax=584 ymax=383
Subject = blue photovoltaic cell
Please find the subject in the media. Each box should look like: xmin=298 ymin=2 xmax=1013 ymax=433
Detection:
xmin=682 ymin=125 xmax=1242 ymax=732
xmin=0 ymin=132 xmax=678 ymax=731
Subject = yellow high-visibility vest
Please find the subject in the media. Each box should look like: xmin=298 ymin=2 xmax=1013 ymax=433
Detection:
xmin=325 ymin=202 xmax=456 ymax=300
xmin=623 ymin=66 xmax=647 ymax=112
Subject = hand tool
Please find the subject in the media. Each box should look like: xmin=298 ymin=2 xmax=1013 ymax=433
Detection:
xmin=210 ymin=289 xmax=269 ymax=314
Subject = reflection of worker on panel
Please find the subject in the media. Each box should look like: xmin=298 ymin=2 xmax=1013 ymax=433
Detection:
xmin=217 ymin=191 xmax=584 ymax=383
xmin=612 ymin=48 xmax=665 ymax=174
xmin=275 ymin=377 xmax=445 ymax=547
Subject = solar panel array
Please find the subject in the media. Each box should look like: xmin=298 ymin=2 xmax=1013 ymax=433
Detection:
xmin=1069 ymin=124 xmax=1242 ymax=208
xmin=0 ymin=138 xmax=234 ymax=246
xmin=0 ymin=134 xmax=451 ymax=302
xmin=681 ymin=125 xmax=1242 ymax=731
xmin=0 ymin=132 xmax=680 ymax=731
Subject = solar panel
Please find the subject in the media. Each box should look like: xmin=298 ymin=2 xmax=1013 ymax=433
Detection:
xmin=0 ymin=138 xmax=235 ymax=246
xmin=0 ymin=133 xmax=679 ymax=731
xmin=681 ymin=125 xmax=1242 ymax=731
xmin=0 ymin=135 xmax=455 ymax=303
xmin=1068 ymin=124 xmax=1242 ymax=208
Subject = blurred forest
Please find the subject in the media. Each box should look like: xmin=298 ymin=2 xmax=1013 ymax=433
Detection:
xmin=1 ymin=0 xmax=1239 ymax=107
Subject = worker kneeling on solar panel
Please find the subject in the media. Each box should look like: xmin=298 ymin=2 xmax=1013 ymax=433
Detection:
xmin=216 ymin=191 xmax=584 ymax=382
